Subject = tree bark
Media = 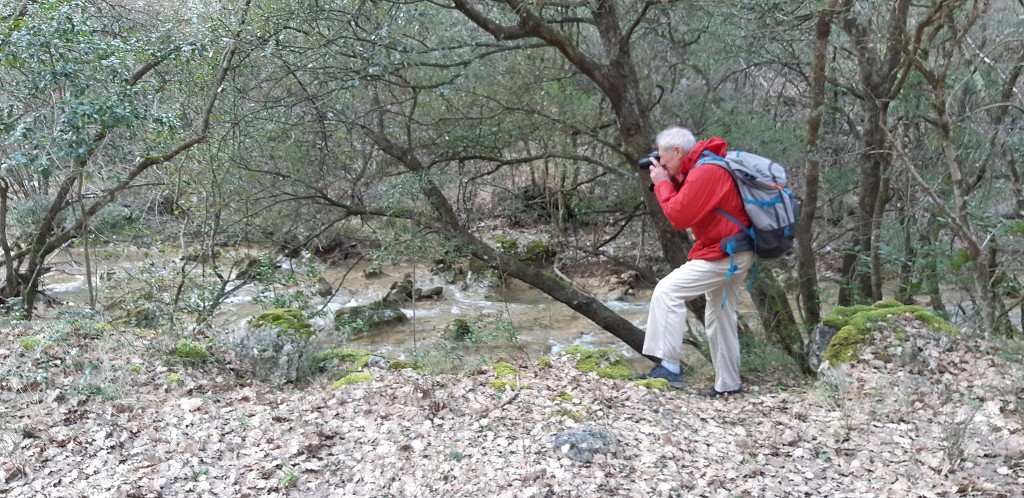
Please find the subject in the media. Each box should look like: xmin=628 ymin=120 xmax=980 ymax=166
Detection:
xmin=797 ymin=0 xmax=839 ymax=327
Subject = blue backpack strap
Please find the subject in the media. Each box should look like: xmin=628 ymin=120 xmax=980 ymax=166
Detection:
xmin=695 ymin=150 xmax=726 ymax=166
xmin=716 ymin=207 xmax=754 ymax=240
xmin=721 ymin=239 xmax=737 ymax=309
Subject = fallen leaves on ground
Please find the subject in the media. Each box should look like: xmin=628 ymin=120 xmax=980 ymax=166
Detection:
xmin=1 ymin=318 xmax=1022 ymax=497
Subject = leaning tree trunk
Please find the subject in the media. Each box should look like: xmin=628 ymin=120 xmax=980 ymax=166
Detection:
xmin=368 ymin=129 xmax=652 ymax=356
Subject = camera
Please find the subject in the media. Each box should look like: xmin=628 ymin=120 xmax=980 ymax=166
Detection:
xmin=637 ymin=151 xmax=660 ymax=169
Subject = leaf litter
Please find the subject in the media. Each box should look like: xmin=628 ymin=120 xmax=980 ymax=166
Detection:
xmin=0 ymin=315 xmax=1022 ymax=497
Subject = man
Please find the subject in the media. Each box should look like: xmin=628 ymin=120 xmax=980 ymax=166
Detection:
xmin=641 ymin=127 xmax=753 ymax=397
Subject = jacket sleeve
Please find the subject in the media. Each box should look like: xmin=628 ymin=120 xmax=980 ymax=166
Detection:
xmin=653 ymin=166 xmax=734 ymax=230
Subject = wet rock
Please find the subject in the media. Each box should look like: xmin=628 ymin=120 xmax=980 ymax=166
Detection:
xmin=368 ymin=355 xmax=391 ymax=369
xmin=334 ymin=301 xmax=407 ymax=330
xmin=314 ymin=276 xmax=333 ymax=298
xmin=414 ymin=286 xmax=444 ymax=299
xmin=384 ymin=274 xmax=444 ymax=302
xmin=553 ymin=426 xmax=618 ymax=463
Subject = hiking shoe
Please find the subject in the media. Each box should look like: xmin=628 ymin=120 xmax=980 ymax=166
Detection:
xmin=639 ymin=364 xmax=684 ymax=389
xmin=702 ymin=387 xmax=744 ymax=398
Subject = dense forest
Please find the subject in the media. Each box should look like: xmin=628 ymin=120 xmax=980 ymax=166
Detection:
xmin=3 ymin=0 xmax=1022 ymax=348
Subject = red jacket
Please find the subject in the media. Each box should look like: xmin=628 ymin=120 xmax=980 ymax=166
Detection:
xmin=653 ymin=137 xmax=751 ymax=261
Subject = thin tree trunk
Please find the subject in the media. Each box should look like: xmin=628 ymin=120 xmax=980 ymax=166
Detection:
xmin=796 ymin=0 xmax=838 ymax=328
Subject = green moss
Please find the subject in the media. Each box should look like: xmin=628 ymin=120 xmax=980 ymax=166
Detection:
xmin=17 ymin=335 xmax=49 ymax=352
xmin=175 ymin=338 xmax=212 ymax=362
xmin=820 ymin=303 xmax=959 ymax=367
xmin=493 ymin=235 xmax=519 ymax=254
xmin=330 ymin=372 xmax=373 ymax=389
xmin=873 ymin=299 xmax=904 ymax=309
xmin=822 ymin=305 xmax=874 ymax=329
xmin=555 ymin=392 xmax=574 ymax=402
xmin=488 ymin=379 xmax=521 ymax=390
xmin=536 ymin=356 xmax=553 ymax=367
xmin=522 ymin=239 xmax=556 ymax=265
xmin=493 ymin=362 xmax=518 ymax=378
xmin=315 ymin=348 xmax=372 ymax=371
xmin=250 ymin=308 xmax=314 ymax=338
xmin=562 ymin=346 xmax=632 ymax=380
xmin=554 ymin=408 xmax=584 ymax=422
xmin=390 ymin=359 xmax=422 ymax=372
xmin=633 ymin=378 xmax=670 ymax=391
xmin=914 ymin=310 xmax=960 ymax=336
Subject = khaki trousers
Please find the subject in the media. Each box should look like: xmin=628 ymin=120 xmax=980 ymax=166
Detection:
xmin=642 ymin=252 xmax=754 ymax=392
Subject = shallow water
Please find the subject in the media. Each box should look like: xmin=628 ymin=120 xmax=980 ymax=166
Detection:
xmin=39 ymin=248 xmax=665 ymax=371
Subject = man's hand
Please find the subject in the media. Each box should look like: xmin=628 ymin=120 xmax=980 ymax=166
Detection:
xmin=649 ymin=158 xmax=670 ymax=185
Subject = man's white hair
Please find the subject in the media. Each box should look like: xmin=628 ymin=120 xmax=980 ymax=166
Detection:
xmin=656 ymin=127 xmax=696 ymax=152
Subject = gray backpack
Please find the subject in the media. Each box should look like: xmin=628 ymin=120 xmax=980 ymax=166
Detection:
xmin=696 ymin=151 xmax=801 ymax=259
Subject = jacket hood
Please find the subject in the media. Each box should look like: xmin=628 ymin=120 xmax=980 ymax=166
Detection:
xmin=681 ymin=137 xmax=729 ymax=176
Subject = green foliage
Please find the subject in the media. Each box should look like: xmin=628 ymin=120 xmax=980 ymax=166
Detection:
xmin=363 ymin=262 xmax=383 ymax=278
xmin=166 ymin=372 xmax=183 ymax=385
xmin=279 ymin=461 xmax=299 ymax=489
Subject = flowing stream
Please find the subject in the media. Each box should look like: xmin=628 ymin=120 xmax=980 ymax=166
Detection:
xmin=38 ymin=247 xmax=682 ymax=371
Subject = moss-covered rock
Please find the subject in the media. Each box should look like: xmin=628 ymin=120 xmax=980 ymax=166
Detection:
xmin=333 ymin=301 xmax=407 ymax=331
xmin=330 ymin=372 xmax=373 ymax=389
xmin=820 ymin=302 xmax=959 ymax=368
xmin=175 ymin=338 xmax=212 ymax=362
xmin=250 ymin=308 xmax=314 ymax=338
xmin=562 ymin=345 xmax=632 ymax=380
